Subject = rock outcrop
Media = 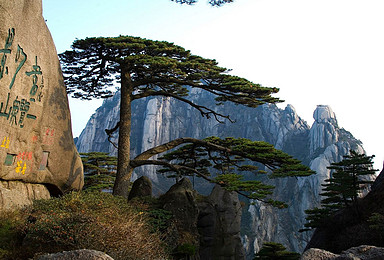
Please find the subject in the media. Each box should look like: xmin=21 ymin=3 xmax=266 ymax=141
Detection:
xmin=159 ymin=179 xmax=245 ymax=259
xmin=0 ymin=0 xmax=83 ymax=208
xmin=301 ymin=245 xmax=384 ymax=260
xmin=128 ymin=175 xmax=152 ymax=201
xmin=0 ymin=180 xmax=50 ymax=211
xmin=76 ymin=91 xmax=365 ymax=255
xmin=301 ymin=248 xmax=338 ymax=260
xmin=198 ymin=185 xmax=245 ymax=260
xmin=160 ymin=178 xmax=200 ymax=250
xmin=35 ymin=249 xmax=114 ymax=260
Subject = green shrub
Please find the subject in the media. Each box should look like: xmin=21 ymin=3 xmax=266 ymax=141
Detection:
xmin=254 ymin=242 xmax=300 ymax=260
xmin=2 ymin=192 xmax=169 ymax=260
xmin=174 ymin=243 xmax=196 ymax=256
xmin=0 ymin=211 xmax=24 ymax=259
xmin=147 ymin=208 xmax=173 ymax=233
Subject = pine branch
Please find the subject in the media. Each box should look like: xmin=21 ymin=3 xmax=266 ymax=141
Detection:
xmin=105 ymin=122 xmax=120 ymax=149
xmin=132 ymin=90 xmax=234 ymax=123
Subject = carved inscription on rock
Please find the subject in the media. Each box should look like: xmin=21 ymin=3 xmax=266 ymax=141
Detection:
xmin=0 ymin=28 xmax=46 ymax=177
xmin=0 ymin=28 xmax=44 ymax=130
xmin=0 ymin=0 xmax=83 ymax=203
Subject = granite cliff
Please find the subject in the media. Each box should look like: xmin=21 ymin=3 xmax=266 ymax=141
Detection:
xmin=76 ymin=91 xmax=364 ymax=256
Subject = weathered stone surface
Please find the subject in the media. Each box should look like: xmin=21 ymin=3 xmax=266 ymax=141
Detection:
xmin=0 ymin=0 xmax=83 ymax=201
xmin=302 ymin=246 xmax=384 ymax=260
xmin=160 ymin=178 xmax=199 ymax=245
xmin=301 ymin=248 xmax=338 ymax=260
xmin=35 ymin=249 xmax=114 ymax=260
xmin=128 ymin=175 xmax=152 ymax=200
xmin=338 ymin=245 xmax=384 ymax=260
xmin=0 ymin=180 xmax=50 ymax=210
xmin=198 ymin=185 xmax=245 ymax=260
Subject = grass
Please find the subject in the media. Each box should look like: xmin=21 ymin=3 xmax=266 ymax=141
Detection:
xmin=0 ymin=191 xmax=170 ymax=260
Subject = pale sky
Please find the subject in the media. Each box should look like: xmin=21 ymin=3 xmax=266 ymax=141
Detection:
xmin=42 ymin=0 xmax=383 ymax=170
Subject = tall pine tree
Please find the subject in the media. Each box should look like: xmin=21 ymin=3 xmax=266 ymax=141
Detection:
xmin=60 ymin=36 xmax=313 ymax=202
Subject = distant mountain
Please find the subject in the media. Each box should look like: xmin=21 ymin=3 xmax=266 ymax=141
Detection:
xmin=76 ymin=90 xmax=366 ymax=257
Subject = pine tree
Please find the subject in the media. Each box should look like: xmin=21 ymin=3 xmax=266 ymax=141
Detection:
xmin=324 ymin=150 xmax=377 ymax=207
xmin=80 ymin=152 xmax=117 ymax=192
xmin=254 ymin=242 xmax=300 ymax=260
xmin=302 ymin=150 xmax=378 ymax=231
xmin=60 ymin=36 xmax=313 ymax=202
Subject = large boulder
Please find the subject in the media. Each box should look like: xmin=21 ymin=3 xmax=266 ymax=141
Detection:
xmin=0 ymin=0 xmax=83 ymax=206
xmin=301 ymin=245 xmax=384 ymax=260
xmin=35 ymin=249 xmax=114 ymax=260
xmin=198 ymin=185 xmax=245 ymax=260
xmin=160 ymin=178 xmax=200 ymax=244
xmin=0 ymin=180 xmax=50 ymax=210
xmin=128 ymin=175 xmax=152 ymax=200
xmin=301 ymin=248 xmax=338 ymax=260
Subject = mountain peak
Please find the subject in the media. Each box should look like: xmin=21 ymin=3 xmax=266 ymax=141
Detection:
xmin=313 ymin=105 xmax=337 ymax=123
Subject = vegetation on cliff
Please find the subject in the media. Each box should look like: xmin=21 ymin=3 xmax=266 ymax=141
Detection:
xmin=302 ymin=150 xmax=378 ymax=231
xmin=254 ymin=242 xmax=300 ymax=260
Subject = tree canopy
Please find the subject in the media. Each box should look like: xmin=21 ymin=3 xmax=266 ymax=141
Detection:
xmin=132 ymin=136 xmax=313 ymax=207
xmin=61 ymin=36 xmax=280 ymax=109
xmin=80 ymin=152 xmax=117 ymax=192
xmin=60 ymin=35 xmax=313 ymax=202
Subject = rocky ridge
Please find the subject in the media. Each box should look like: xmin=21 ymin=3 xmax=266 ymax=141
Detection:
xmin=76 ymin=91 xmax=364 ymax=256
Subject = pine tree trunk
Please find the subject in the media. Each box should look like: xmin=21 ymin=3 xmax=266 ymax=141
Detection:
xmin=113 ymin=67 xmax=134 ymax=197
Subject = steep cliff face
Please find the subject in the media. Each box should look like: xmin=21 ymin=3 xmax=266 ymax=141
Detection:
xmin=76 ymin=92 xmax=364 ymax=256
xmin=244 ymin=105 xmax=364 ymax=256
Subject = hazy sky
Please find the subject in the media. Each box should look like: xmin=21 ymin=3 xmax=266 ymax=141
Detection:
xmin=42 ymin=0 xmax=383 ymax=170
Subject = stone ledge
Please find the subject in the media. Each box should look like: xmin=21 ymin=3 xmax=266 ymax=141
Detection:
xmin=0 ymin=180 xmax=50 ymax=211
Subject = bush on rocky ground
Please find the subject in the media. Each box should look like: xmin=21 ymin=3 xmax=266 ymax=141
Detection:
xmin=0 ymin=192 xmax=169 ymax=260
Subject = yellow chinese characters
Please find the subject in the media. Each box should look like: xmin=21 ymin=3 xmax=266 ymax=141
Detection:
xmin=1 ymin=136 xmax=10 ymax=148
xmin=15 ymin=160 xmax=27 ymax=174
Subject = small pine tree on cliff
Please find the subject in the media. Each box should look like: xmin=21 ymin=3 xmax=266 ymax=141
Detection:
xmin=254 ymin=242 xmax=300 ymax=260
xmin=302 ymin=150 xmax=377 ymax=231
xmin=60 ymin=36 xmax=313 ymax=206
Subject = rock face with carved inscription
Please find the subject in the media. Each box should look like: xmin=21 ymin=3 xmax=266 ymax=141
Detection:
xmin=0 ymin=0 xmax=83 ymax=209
